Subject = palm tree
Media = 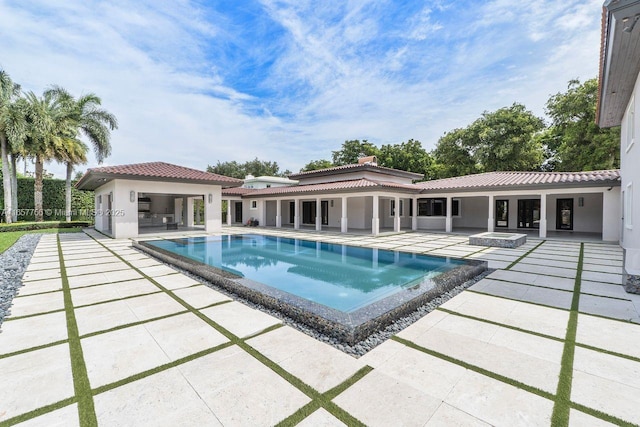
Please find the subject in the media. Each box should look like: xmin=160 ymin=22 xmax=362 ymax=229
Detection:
xmin=53 ymin=137 xmax=88 ymax=221
xmin=22 ymin=90 xmax=68 ymax=222
xmin=45 ymin=87 xmax=117 ymax=221
xmin=0 ymin=70 xmax=23 ymax=223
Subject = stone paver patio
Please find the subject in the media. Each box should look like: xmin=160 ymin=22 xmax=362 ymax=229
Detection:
xmin=1 ymin=228 xmax=639 ymax=426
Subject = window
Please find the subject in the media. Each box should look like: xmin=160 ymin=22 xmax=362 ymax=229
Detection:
xmin=250 ymin=200 xmax=257 ymax=209
xmin=417 ymin=198 xmax=459 ymax=216
xmin=266 ymin=184 xmax=271 ymax=188
xmin=627 ymin=96 xmax=635 ymax=152
xmin=496 ymin=200 xmax=509 ymax=227
xmin=390 ymin=200 xmax=405 ymax=216
xmin=625 ymin=183 xmax=633 ymax=229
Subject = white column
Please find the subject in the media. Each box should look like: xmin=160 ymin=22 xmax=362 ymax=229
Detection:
xmin=603 ymin=188 xmax=621 ymax=241
xmin=258 ymin=200 xmax=266 ymax=227
xmin=275 ymin=199 xmax=282 ymax=228
xmin=294 ymin=199 xmax=300 ymax=230
xmin=539 ymin=194 xmax=547 ymax=238
xmin=372 ymin=195 xmax=380 ymax=235
xmin=394 ymin=196 xmax=401 ymax=232
xmin=412 ymin=197 xmax=418 ymax=231
xmin=186 ymin=197 xmax=195 ymax=227
xmin=487 ymin=194 xmax=495 ymax=232
xmin=341 ymin=196 xmax=348 ymax=233
xmin=445 ymin=196 xmax=453 ymax=233
xmin=315 ymin=198 xmax=322 ymax=231
xmin=226 ymin=200 xmax=232 ymax=225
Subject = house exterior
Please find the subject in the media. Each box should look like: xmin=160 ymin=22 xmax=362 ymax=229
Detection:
xmin=241 ymin=175 xmax=298 ymax=189
xmin=76 ymin=162 xmax=242 ymax=238
xmin=598 ymin=0 xmax=640 ymax=292
xmin=222 ymin=159 xmax=620 ymax=240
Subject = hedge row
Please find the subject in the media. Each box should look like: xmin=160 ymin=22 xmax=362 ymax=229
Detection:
xmin=0 ymin=221 xmax=91 ymax=232
xmin=0 ymin=177 xmax=94 ymax=222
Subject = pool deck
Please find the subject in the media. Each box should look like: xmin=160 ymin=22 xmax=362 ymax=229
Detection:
xmin=1 ymin=228 xmax=639 ymax=426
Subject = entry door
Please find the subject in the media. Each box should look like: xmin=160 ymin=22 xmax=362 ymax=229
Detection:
xmin=495 ymin=200 xmax=509 ymax=228
xmin=302 ymin=201 xmax=314 ymax=224
xmin=234 ymin=202 xmax=243 ymax=223
xmin=321 ymin=201 xmax=329 ymax=225
xmin=556 ymin=198 xmax=573 ymax=230
xmin=517 ymin=199 xmax=540 ymax=229
xmin=289 ymin=202 xmax=295 ymax=224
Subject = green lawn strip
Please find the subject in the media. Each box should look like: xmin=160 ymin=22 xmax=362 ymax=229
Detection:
xmin=485 ymin=276 xmax=576 ymax=293
xmin=569 ymin=401 xmax=638 ymax=427
xmin=86 ymin=233 xmax=368 ymax=425
xmin=91 ymin=342 xmax=234 ymax=396
xmin=0 ymin=227 xmax=82 ymax=254
xmin=391 ymin=336 xmax=555 ymax=400
xmin=0 ymin=339 xmax=69 ymax=360
xmin=72 ymin=290 xmax=164 ymax=309
xmin=3 ymin=307 xmax=66 ymax=321
xmin=550 ymin=243 xmax=584 ymax=426
xmin=57 ymin=236 xmax=98 ymax=427
xmin=79 ymin=310 xmax=190 ymax=340
xmin=505 ymin=240 xmax=546 ymax=270
xmin=436 ymin=308 xmax=565 ymax=343
xmin=275 ymin=366 xmax=373 ymax=427
xmin=576 ymin=343 xmax=640 ymax=363
xmin=0 ymin=397 xmax=77 ymax=427
xmin=465 ymin=288 xmax=572 ymax=312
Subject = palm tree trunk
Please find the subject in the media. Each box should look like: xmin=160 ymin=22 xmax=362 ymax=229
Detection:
xmin=10 ymin=154 xmax=18 ymax=222
xmin=66 ymin=162 xmax=72 ymax=222
xmin=0 ymin=134 xmax=13 ymax=224
xmin=34 ymin=154 xmax=43 ymax=222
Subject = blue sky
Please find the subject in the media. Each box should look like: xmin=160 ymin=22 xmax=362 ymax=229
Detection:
xmin=0 ymin=0 xmax=603 ymax=177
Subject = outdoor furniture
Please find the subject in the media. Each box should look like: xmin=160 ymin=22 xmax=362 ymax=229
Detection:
xmin=166 ymin=222 xmax=178 ymax=230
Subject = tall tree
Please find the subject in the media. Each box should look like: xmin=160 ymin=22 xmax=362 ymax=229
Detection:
xmin=431 ymin=128 xmax=479 ymax=178
xmin=207 ymin=158 xmax=289 ymax=179
xmin=300 ymin=159 xmax=333 ymax=172
xmin=0 ymin=70 xmax=23 ymax=223
xmin=467 ymin=103 xmax=545 ymax=172
xmin=378 ymin=139 xmax=433 ymax=179
xmin=544 ymin=78 xmax=619 ymax=171
xmin=331 ymin=139 xmax=380 ymax=165
xmin=46 ymin=87 xmax=117 ymax=221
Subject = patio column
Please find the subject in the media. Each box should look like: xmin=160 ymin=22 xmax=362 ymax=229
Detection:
xmin=445 ymin=196 xmax=452 ymax=233
xmin=294 ymin=199 xmax=300 ymax=230
xmin=341 ymin=196 xmax=348 ymax=233
xmin=195 ymin=199 xmax=201 ymax=225
xmin=226 ymin=200 xmax=232 ymax=225
xmin=372 ymin=195 xmax=380 ymax=235
xmin=412 ymin=197 xmax=418 ymax=231
xmin=186 ymin=197 xmax=195 ymax=227
xmin=315 ymin=197 xmax=322 ymax=231
xmin=539 ymin=194 xmax=547 ymax=238
xmin=275 ymin=199 xmax=282 ymax=228
xmin=487 ymin=194 xmax=495 ymax=232
xmin=394 ymin=196 xmax=401 ymax=232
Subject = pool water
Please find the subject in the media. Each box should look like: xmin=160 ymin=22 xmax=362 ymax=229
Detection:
xmin=146 ymin=234 xmax=465 ymax=313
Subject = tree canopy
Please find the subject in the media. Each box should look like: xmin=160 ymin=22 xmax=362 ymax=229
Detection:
xmin=331 ymin=139 xmax=379 ymax=165
xmin=300 ymin=159 xmax=334 ymax=172
xmin=207 ymin=157 xmax=291 ymax=179
xmin=542 ymin=78 xmax=619 ymax=171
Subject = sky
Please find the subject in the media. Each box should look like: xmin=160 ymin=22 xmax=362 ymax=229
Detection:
xmin=0 ymin=0 xmax=604 ymax=178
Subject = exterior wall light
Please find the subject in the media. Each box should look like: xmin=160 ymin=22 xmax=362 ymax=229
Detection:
xmin=130 ymin=191 xmax=136 ymax=203
xmin=208 ymin=193 xmax=213 ymax=204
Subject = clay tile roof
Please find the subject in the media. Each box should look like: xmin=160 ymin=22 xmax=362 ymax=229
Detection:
xmin=228 ymin=178 xmax=421 ymax=197
xmin=76 ymin=161 xmax=242 ymax=190
xmin=288 ymin=163 xmax=423 ymax=180
xmin=222 ymin=187 xmax=256 ymax=196
xmin=416 ymin=170 xmax=621 ymax=192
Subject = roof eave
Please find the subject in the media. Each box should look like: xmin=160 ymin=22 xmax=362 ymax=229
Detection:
xmin=75 ymin=172 xmax=242 ymax=191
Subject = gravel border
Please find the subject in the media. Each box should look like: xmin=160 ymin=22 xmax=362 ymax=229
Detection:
xmin=0 ymin=234 xmax=42 ymax=328
xmin=135 ymin=246 xmax=493 ymax=357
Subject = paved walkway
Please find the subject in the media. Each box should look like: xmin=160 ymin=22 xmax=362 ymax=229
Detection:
xmin=1 ymin=229 xmax=639 ymax=426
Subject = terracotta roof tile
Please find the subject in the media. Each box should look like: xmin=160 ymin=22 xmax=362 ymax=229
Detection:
xmin=416 ymin=170 xmax=620 ymax=191
xmin=229 ymin=178 xmax=421 ymax=197
xmin=85 ymin=162 xmax=242 ymax=183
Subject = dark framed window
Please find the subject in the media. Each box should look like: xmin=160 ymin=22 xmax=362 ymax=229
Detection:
xmin=417 ymin=198 xmax=459 ymax=217
xmin=496 ymin=200 xmax=509 ymax=227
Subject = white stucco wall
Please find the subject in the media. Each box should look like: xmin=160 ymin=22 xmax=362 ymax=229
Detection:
xmin=621 ymin=70 xmax=640 ymax=274
xmin=94 ymin=179 xmax=222 ymax=239
xmin=297 ymin=171 xmax=414 ymax=185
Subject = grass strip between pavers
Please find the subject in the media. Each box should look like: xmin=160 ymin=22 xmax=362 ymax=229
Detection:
xmin=57 ymin=235 xmax=98 ymax=427
xmin=549 ymin=242 xmax=583 ymax=426
xmin=505 ymin=240 xmax=546 ymax=270
xmin=391 ymin=336 xmax=556 ymax=401
xmin=0 ymin=339 xmax=69 ymax=360
xmin=86 ymin=233 xmax=369 ymax=426
xmin=0 ymin=397 xmax=77 ymax=426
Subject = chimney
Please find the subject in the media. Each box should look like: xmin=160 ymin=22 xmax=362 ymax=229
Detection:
xmin=358 ymin=156 xmax=377 ymax=166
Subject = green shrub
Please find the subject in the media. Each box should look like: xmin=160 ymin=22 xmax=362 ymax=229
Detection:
xmin=0 ymin=177 xmax=94 ymax=222
xmin=0 ymin=221 xmax=91 ymax=232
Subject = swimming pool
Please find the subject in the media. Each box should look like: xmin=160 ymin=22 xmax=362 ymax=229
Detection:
xmin=135 ymin=234 xmax=486 ymax=343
